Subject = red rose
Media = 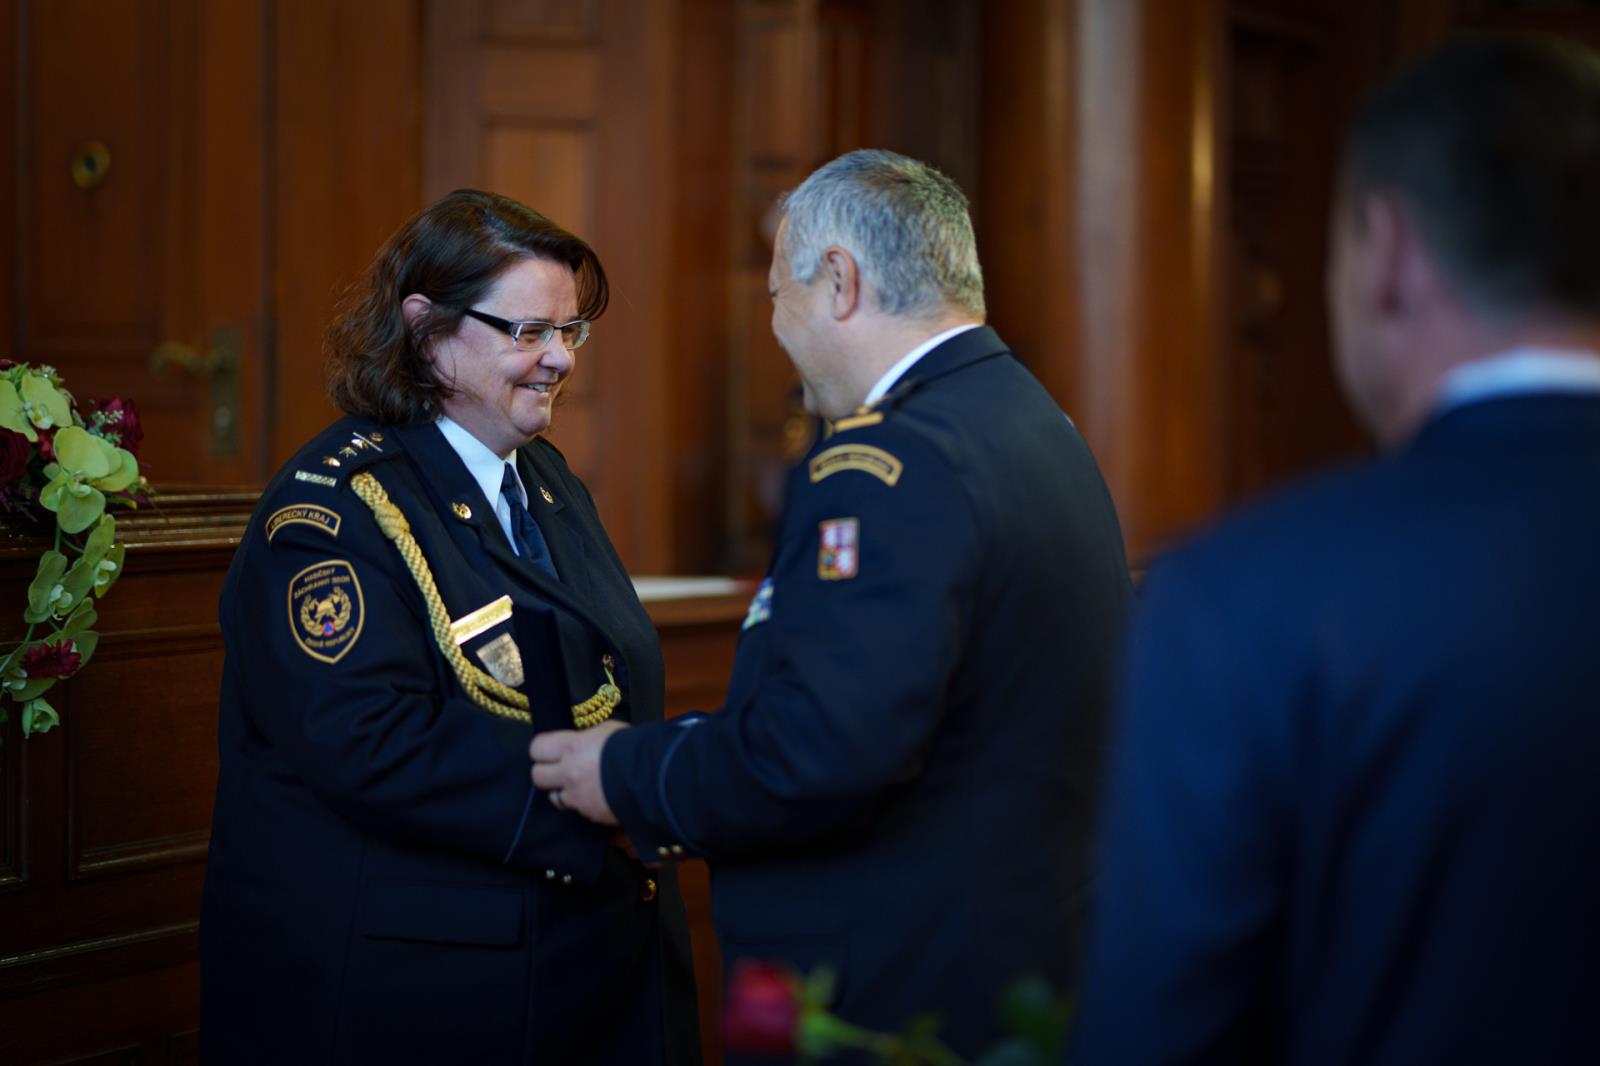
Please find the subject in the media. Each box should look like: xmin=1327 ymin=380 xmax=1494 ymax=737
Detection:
xmin=722 ymin=960 xmax=800 ymax=1059
xmin=21 ymin=640 xmax=81 ymax=679
xmin=0 ymin=429 xmax=28 ymax=485
xmin=88 ymin=396 xmax=144 ymax=456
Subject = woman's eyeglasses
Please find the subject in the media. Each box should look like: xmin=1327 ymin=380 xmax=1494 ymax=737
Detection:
xmin=463 ymin=308 xmax=591 ymax=351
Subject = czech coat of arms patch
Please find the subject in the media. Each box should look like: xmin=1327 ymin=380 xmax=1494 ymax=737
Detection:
xmin=817 ymin=518 xmax=860 ymax=581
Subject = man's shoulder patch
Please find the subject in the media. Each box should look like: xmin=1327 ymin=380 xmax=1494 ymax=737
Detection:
xmin=265 ymin=503 xmax=341 ymax=543
xmin=809 ymin=444 xmax=903 ymax=487
xmin=818 ymin=518 xmax=860 ymax=580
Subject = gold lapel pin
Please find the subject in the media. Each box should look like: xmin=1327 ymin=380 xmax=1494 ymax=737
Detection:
xmin=323 ymin=456 xmax=340 ymax=467
xmin=539 ymin=486 xmax=555 ymax=505
xmin=452 ymin=502 xmax=472 ymax=520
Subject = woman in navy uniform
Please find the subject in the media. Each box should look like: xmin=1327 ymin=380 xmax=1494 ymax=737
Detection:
xmin=200 ymin=190 xmax=700 ymax=1064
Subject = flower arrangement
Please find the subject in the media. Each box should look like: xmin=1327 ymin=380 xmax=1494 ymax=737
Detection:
xmin=0 ymin=361 xmax=145 ymax=739
xmin=723 ymin=960 xmax=1074 ymax=1066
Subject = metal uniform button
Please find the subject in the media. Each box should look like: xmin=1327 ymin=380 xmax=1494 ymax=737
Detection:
xmin=671 ymin=845 xmax=685 ymax=856
xmin=562 ymin=874 xmax=572 ymax=885
xmin=656 ymin=845 xmax=670 ymax=857
xmin=641 ymin=878 xmax=658 ymax=902
xmin=545 ymin=869 xmax=556 ymax=880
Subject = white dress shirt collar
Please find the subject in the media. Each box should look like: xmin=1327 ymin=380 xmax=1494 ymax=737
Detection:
xmin=862 ymin=324 xmax=982 ymax=408
xmin=1435 ymin=346 xmax=1600 ymax=414
xmin=435 ymin=417 xmax=528 ymax=555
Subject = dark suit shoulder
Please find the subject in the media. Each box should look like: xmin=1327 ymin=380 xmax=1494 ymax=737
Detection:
xmin=253 ymin=418 xmax=413 ymax=552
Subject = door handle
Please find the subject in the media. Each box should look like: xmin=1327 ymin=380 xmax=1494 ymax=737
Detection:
xmin=149 ymin=325 xmax=242 ymax=458
xmin=150 ymin=328 xmax=238 ymax=378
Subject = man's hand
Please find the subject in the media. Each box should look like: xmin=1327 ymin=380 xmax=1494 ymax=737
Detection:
xmin=530 ymin=720 xmax=628 ymax=826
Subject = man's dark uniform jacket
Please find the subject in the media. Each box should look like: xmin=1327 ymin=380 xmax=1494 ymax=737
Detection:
xmin=200 ymin=418 xmax=699 ymax=1065
xmin=602 ymin=326 xmax=1132 ymax=1059
xmin=1074 ymin=392 xmax=1600 ymax=1065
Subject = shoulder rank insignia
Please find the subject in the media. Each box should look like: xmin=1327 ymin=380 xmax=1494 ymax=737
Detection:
xmin=265 ymin=503 xmax=341 ymax=543
xmin=742 ymin=577 xmax=774 ymax=630
xmin=287 ymin=559 xmax=365 ymax=663
xmin=293 ymin=470 xmax=338 ymax=487
xmin=818 ymin=518 xmax=860 ymax=580
xmin=830 ymin=411 xmax=883 ymax=433
xmin=809 ymin=444 xmax=902 ymax=487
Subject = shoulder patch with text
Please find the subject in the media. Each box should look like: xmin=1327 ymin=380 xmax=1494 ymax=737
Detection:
xmin=818 ymin=518 xmax=860 ymax=580
xmin=809 ymin=444 xmax=903 ymax=487
xmin=287 ymin=560 xmax=365 ymax=663
xmin=265 ymin=503 xmax=341 ymax=543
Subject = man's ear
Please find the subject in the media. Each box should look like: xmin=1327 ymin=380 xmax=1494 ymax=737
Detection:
xmin=818 ymin=246 xmax=861 ymax=320
xmin=1358 ymin=194 xmax=1413 ymax=319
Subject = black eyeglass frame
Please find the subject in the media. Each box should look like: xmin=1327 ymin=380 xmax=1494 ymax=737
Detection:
xmin=462 ymin=308 xmax=591 ymax=351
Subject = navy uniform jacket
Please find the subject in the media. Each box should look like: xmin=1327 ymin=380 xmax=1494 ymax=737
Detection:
xmin=601 ymin=327 xmax=1132 ymax=1058
xmin=1073 ymin=394 xmax=1600 ymax=1065
xmin=201 ymin=417 xmax=700 ymax=1065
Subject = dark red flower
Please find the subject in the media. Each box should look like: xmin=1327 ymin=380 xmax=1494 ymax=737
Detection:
xmin=723 ymin=960 xmax=800 ymax=1059
xmin=21 ymin=640 xmax=81 ymax=679
xmin=88 ymin=396 xmax=143 ymax=456
xmin=0 ymin=429 xmax=28 ymax=485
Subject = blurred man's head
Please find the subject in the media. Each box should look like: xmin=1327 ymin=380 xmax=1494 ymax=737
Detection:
xmin=1329 ymin=34 xmax=1600 ymax=445
xmin=770 ymin=150 xmax=985 ymax=419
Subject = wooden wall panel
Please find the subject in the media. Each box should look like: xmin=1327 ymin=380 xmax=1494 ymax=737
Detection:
xmin=66 ymin=635 xmax=221 ymax=881
xmin=271 ymin=0 xmax=423 ymax=469
xmin=425 ymin=0 xmax=675 ymax=568
xmin=8 ymin=0 xmax=268 ymax=487
xmin=483 ymin=126 xmax=597 ymax=251
xmin=721 ymin=0 xmax=981 ymax=570
xmin=983 ymin=0 xmax=1225 ymax=562
xmin=665 ymin=0 xmax=738 ymax=574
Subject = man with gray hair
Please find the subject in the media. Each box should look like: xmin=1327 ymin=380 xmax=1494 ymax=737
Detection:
xmin=532 ymin=149 xmax=1130 ymax=1058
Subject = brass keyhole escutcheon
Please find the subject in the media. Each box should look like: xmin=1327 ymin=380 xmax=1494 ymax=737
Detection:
xmin=71 ymin=141 xmax=111 ymax=191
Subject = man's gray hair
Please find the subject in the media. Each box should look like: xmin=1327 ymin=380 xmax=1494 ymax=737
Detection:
xmin=779 ymin=149 xmax=986 ymax=319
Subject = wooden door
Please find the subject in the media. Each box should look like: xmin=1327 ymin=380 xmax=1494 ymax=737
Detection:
xmin=1 ymin=0 xmax=269 ymax=490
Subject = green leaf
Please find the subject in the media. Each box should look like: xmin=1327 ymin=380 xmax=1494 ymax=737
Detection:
xmin=83 ymin=513 xmax=116 ymax=559
xmin=21 ymin=375 xmax=71 ymax=431
xmin=93 ymin=544 xmax=124 ymax=597
xmin=25 ymin=551 xmax=69 ymax=622
xmin=21 ymin=696 xmax=59 ymax=737
xmin=11 ymin=677 xmax=55 ymax=702
xmin=974 ymin=1038 xmax=1047 ymax=1066
xmin=997 ymin=977 xmax=1072 ymax=1056
xmin=61 ymin=553 xmax=99 ymax=603
xmin=92 ymin=447 xmax=139 ymax=493
xmin=38 ymin=470 xmax=70 ymax=513
xmin=53 ymin=425 xmax=114 ymax=479
xmin=68 ymin=630 xmax=97 ymax=672
xmin=800 ymin=967 xmax=837 ymax=1010
xmin=56 ymin=483 xmax=107 ymax=534
xmin=0 ymin=379 xmax=37 ymax=441
xmin=61 ymin=602 xmax=98 ymax=638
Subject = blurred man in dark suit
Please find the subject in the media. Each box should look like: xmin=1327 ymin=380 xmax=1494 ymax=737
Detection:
xmin=1073 ymin=34 xmax=1600 ymax=1066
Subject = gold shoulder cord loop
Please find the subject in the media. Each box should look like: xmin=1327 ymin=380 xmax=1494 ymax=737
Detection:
xmin=350 ymin=472 xmax=619 ymax=728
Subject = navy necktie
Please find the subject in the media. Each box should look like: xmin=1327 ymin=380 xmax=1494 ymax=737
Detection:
xmin=500 ymin=465 xmax=558 ymax=579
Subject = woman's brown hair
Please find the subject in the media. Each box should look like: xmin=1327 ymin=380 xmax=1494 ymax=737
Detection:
xmin=325 ymin=189 xmax=609 ymax=424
